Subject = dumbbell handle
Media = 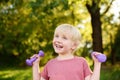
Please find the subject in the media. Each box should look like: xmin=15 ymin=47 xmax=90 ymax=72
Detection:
xmin=92 ymin=52 xmax=107 ymax=62
xmin=26 ymin=50 xmax=44 ymax=66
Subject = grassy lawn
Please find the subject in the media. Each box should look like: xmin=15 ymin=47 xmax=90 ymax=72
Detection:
xmin=0 ymin=67 xmax=33 ymax=80
xmin=0 ymin=66 xmax=120 ymax=80
xmin=100 ymin=65 xmax=120 ymax=80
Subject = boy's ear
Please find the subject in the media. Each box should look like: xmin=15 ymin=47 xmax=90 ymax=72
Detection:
xmin=72 ymin=42 xmax=78 ymax=50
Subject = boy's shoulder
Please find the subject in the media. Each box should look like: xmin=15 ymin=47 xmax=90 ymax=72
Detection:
xmin=75 ymin=56 xmax=87 ymax=61
xmin=47 ymin=56 xmax=87 ymax=61
xmin=45 ymin=58 xmax=57 ymax=65
xmin=74 ymin=56 xmax=89 ymax=65
xmin=46 ymin=56 xmax=87 ymax=64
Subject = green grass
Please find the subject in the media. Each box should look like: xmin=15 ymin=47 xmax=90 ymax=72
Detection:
xmin=0 ymin=67 xmax=32 ymax=80
xmin=100 ymin=65 xmax=120 ymax=80
xmin=0 ymin=66 xmax=120 ymax=80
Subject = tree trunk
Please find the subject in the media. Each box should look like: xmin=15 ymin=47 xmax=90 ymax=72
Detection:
xmin=86 ymin=1 xmax=103 ymax=53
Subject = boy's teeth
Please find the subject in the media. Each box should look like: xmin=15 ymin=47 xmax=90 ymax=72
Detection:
xmin=56 ymin=44 xmax=62 ymax=48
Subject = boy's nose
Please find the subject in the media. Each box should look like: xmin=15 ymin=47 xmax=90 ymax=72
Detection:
xmin=56 ymin=38 xmax=62 ymax=43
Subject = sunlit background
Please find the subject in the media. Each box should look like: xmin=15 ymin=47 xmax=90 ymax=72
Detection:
xmin=0 ymin=0 xmax=120 ymax=80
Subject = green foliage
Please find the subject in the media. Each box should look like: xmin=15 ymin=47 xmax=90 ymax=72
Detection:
xmin=0 ymin=0 xmax=120 ymax=67
xmin=112 ymin=28 xmax=120 ymax=60
xmin=0 ymin=0 xmax=88 ymax=66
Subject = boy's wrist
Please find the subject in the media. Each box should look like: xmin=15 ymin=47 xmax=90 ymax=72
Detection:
xmin=33 ymin=62 xmax=40 ymax=66
xmin=94 ymin=62 xmax=101 ymax=67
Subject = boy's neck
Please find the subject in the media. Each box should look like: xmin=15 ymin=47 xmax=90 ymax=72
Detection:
xmin=57 ymin=53 xmax=74 ymax=60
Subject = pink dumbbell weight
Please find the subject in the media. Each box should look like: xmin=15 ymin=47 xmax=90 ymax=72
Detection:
xmin=26 ymin=50 xmax=44 ymax=66
xmin=91 ymin=52 xmax=107 ymax=62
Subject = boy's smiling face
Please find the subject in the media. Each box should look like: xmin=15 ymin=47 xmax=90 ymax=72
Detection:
xmin=52 ymin=28 xmax=76 ymax=55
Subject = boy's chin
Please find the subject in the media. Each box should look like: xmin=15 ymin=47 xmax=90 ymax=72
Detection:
xmin=54 ymin=50 xmax=63 ymax=54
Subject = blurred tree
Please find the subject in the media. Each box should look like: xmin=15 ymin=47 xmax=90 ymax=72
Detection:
xmin=85 ymin=0 xmax=114 ymax=53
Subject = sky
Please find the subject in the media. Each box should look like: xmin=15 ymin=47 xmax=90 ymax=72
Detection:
xmin=110 ymin=0 xmax=120 ymax=22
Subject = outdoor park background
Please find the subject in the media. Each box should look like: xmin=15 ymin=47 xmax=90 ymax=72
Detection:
xmin=0 ymin=0 xmax=120 ymax=80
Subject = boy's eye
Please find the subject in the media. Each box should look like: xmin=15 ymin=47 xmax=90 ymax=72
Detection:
xmin=63 ymin=36 xmax=67 ymax=40
xmin=55 ymin=34 xmax=59 ymax=38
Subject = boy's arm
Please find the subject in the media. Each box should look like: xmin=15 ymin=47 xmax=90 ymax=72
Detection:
xmin=85 ymin=62 xmax=101 ymax=80
xmin=85 ymin=52 xmax=102 ymax=80
xmin=32 ymin=61 xmax=46 ymax=80
xmin=32 ymin=54 xmax=46 ymax=80
xmin=32 ymin=63 xmax=41 ymax=80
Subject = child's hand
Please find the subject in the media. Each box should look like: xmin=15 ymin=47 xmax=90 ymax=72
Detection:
xmin=91 ymin=52 xmax=102 ymax=63
xmin=91 ymin=51 xmax=107 ymax=63
xmin=30 ymin=54 xmax=41 ymax=65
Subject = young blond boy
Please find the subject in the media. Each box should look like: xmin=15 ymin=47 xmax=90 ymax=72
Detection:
xmin=32 ymin=24 xmax=101 ymax=80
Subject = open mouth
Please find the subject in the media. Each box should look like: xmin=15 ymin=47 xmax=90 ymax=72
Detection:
xmin=55 ymin=43 xmax=63 ymax=49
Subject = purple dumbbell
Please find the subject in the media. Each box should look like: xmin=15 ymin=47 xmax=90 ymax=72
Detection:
xmin=26 ymin=50 xmax=44 ymax=66
xmin=91 ymin=52 xmax=107 ymax=62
